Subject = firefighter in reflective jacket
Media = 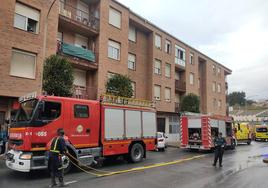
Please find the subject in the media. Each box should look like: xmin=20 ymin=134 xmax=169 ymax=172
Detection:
xmin=48 ymin=128 xmax=67 ymax=187
xmin=213 ymin=132 xmax=226 ymax=167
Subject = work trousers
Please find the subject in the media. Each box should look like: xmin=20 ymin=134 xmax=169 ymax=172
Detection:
xmin=214 ymin=147 xmax=224 ymax=165
xmin=48 ymin=152 xmax=63 ymax=183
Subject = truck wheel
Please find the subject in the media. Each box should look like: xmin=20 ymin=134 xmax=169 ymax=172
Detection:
xmin=247 ymin=140 xmax=251 ymax=145
xmin=129 ymin=143 xmax=144 ymax=163
xmin=62 ymin=154 xmax=73 ymax=174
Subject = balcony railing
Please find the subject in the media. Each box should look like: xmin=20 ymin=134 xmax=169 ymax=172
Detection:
xmin=57 ymin=41 xmax=96 ymax=63
xmin=72 ymin=86 xmax=97 ymax=100
xmin=59 ymin=0 xmax=99 ymax=31
xmin=175 ymin=102 xmax=181 ymax=112
xmin=175 ymin=58 xmax=185 ymax=67
xmin=175 ymin=80 xmax=186 ymax=92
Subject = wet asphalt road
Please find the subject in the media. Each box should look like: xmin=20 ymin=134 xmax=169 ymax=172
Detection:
xmin=0 ymin=141 xmax=268 ymax=188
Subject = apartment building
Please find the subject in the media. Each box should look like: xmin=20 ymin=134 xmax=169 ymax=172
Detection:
xmin=0 ymin=0 xmax=231 ymax=143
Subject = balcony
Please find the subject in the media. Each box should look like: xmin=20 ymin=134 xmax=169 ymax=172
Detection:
xmin=72 ymin=86 xmax=97 ymax=100
xmin=175 ymin=80 xmax=186 ymax=92
xmin=175 ymin=102 xmax=181 ymax=112
xmin=175 ymin=58 xmax=186 ymax=69
xmin=59 ymin=0 xmax=99 ymax=36
xmin=57 ymin=41 xmax=98 ymax=70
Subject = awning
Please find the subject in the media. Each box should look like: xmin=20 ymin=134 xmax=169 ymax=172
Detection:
xmin=61 ymin=42 xmax=95 ymax=62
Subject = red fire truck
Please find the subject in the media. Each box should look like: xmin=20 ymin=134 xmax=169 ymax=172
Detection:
xmin=5 ymin=94 xmax=157 ymax=172
xmin=180 ymin=115 xmax=236 ymax=150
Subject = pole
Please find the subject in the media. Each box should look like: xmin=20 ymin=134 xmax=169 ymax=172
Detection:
xmin=40 ymin=0 xmax=57 ymax=95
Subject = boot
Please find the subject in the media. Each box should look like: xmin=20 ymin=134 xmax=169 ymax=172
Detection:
xmin=49 ymin=177 xmax=57 ymax=188
xmin=58 ymin=177 xmax=68 ymax=187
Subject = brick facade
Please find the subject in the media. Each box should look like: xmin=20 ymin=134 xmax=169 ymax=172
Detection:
xmin=0 ymin=0 xmax=231 ymax=133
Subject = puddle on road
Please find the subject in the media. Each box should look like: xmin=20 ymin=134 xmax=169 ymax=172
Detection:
xmin=206 ymin=154 xmax=267 ymax=188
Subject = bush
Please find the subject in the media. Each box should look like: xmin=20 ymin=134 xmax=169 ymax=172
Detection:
xmin=181 ymin=93 xmax=200 ymax=113
xmin=106 ymin=74 xmax=133 ymax=98
xmin=43 ymin=55 xmax=74 ymax=97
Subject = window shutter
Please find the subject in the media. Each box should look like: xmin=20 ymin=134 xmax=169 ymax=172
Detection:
xmin=109 ymin=8 xmax=121 ymax=28
xmin=154 ymin=85 xmax=161 ymax=99
xmin=73 ymin=69 xmax=87 ymax=87
xmin=128 ymin=25 xmax=136 ymax=42
xmin=128 ymin=54 xmax=135 ymax=62
xmin=10 ymin=50 xmax=36 ymax=79
xmin=108 ymin=40 xmax=120 ymax=49
xmin=15 ymin=2 xmax=40 ymax=21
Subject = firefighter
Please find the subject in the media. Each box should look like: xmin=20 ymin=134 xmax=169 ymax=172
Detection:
xmin=213 ymin=132 xmax=226 ymax=167
xmin=48 ymin=128 xmax=68 ymax=187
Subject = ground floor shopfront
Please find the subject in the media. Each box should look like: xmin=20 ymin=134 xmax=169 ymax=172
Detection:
xmin=157 ymin=112 xmax=181 ymax=146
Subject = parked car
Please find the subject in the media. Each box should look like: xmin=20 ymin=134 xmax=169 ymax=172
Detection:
xmin=156 ymin=132 xmax=167 ymax=151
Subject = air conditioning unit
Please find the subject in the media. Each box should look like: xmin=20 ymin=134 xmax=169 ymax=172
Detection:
xmin=154 ymin=96 xmax=160 ymax=100
xmin=165 ymin=99 xmax=171 ymax=102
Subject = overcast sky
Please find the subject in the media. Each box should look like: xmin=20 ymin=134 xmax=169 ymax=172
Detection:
xmin=118 ymin=0 xmax=268 ymax=100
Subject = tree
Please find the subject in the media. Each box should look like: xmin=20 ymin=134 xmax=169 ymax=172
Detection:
xmin=180 ymin=93 xmax=200 ymax=113
xmin=106 ymin=74 xmax=133 ymax=97
xmin=228 ymin=91 xmax=246 ymax=106
xmin=43 ymin=55 xmax=74 ymax=97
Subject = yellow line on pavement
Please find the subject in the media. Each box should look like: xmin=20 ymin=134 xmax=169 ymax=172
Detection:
xmin=97 ymin=154 xmax=206 ymax=177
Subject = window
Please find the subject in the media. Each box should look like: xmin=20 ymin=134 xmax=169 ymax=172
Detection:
xmin=10 ymin=49 xmax=36 ymax=79
xmin=155 ymin=34 xmax=162 ymax=49
xmin=213 ymin=98 xmax=217 ymax=108
xmin=75 ymin=34 xmax=88 ymax=49
xmin=212 ymin=82 xmax=216 ymax=92
xmin=165 ymin=63 xmax=171 ymax=78
xmin=109 ymin=7 xmax=121 ymax=28
xmin=175 ymin=71 xmax=180 ymax=80
xmin=14 ymin=2 xmax=40 ymax=34
xmin=57 ymin=32 xmax=63 ymax=42
xmin=217 ymin=83 xmax=221 ymax=93
xmin=198 ymin=78 xmax=200 ymax=89
xmin=128 ymin=25 xmax=136 ymax=42
xmin=218 ymin=100 xmax=222 ymax=108
xmin=165 ymin=40 xmax=171 ymax=54
xmin=107 ymin=72 xmax=117 ymax=79
xmin=128 ymin=53 xmax=136 ymax=70
xmin=175 ymin=45 xmax=185 ymax=66
xmin=189 ymin=73 xmax=194 ymax=85
xmin=165 ymin=87 xmax=171 ymax=102
xmin=73 ymin=69 xmax=86 ymax=87
xmin=38 ymin=102 xmax=61 ymax=120
xmin=74 ymin=105 xmax=89 ymax=118
xmin=190 ymin=53 xmax=194 ymax=65
xmin=212 ymin=65 xmax=216 ymax=74
xmin=217 ymin=67 xmax=221 ymax=75
xmin=131 ymin=82 xmax=136 ymax=98
xmin=154 ymin=59 xmax=161 ymax=75
xmin=154 ymin=85 xmax=161 ymax=100
xmin=108 ymin=40 xmax=120 ymax=60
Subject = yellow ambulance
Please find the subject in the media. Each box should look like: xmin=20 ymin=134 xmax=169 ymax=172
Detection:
xmin=255 ymin=125 xmax=268 ymax=141
xmin=233 ymin=123 xmax=252 ymax=145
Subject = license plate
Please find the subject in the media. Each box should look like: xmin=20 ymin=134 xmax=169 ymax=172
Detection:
xmin=7 ymin=163 xmax=13 ymax=167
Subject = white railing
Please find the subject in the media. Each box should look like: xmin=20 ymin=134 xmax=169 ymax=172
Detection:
xmin=175 ymin=58 xmax=185 ymax=67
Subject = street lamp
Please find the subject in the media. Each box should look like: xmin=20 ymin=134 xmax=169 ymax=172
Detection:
xmin=40 ymin=0 xmax=57 ymax=95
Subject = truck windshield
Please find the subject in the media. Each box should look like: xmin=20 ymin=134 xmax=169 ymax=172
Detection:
xmin=17 ymin=99 xmax=38 ymax=122
xmin=256 ymin=128 xmax=267 ymax=132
